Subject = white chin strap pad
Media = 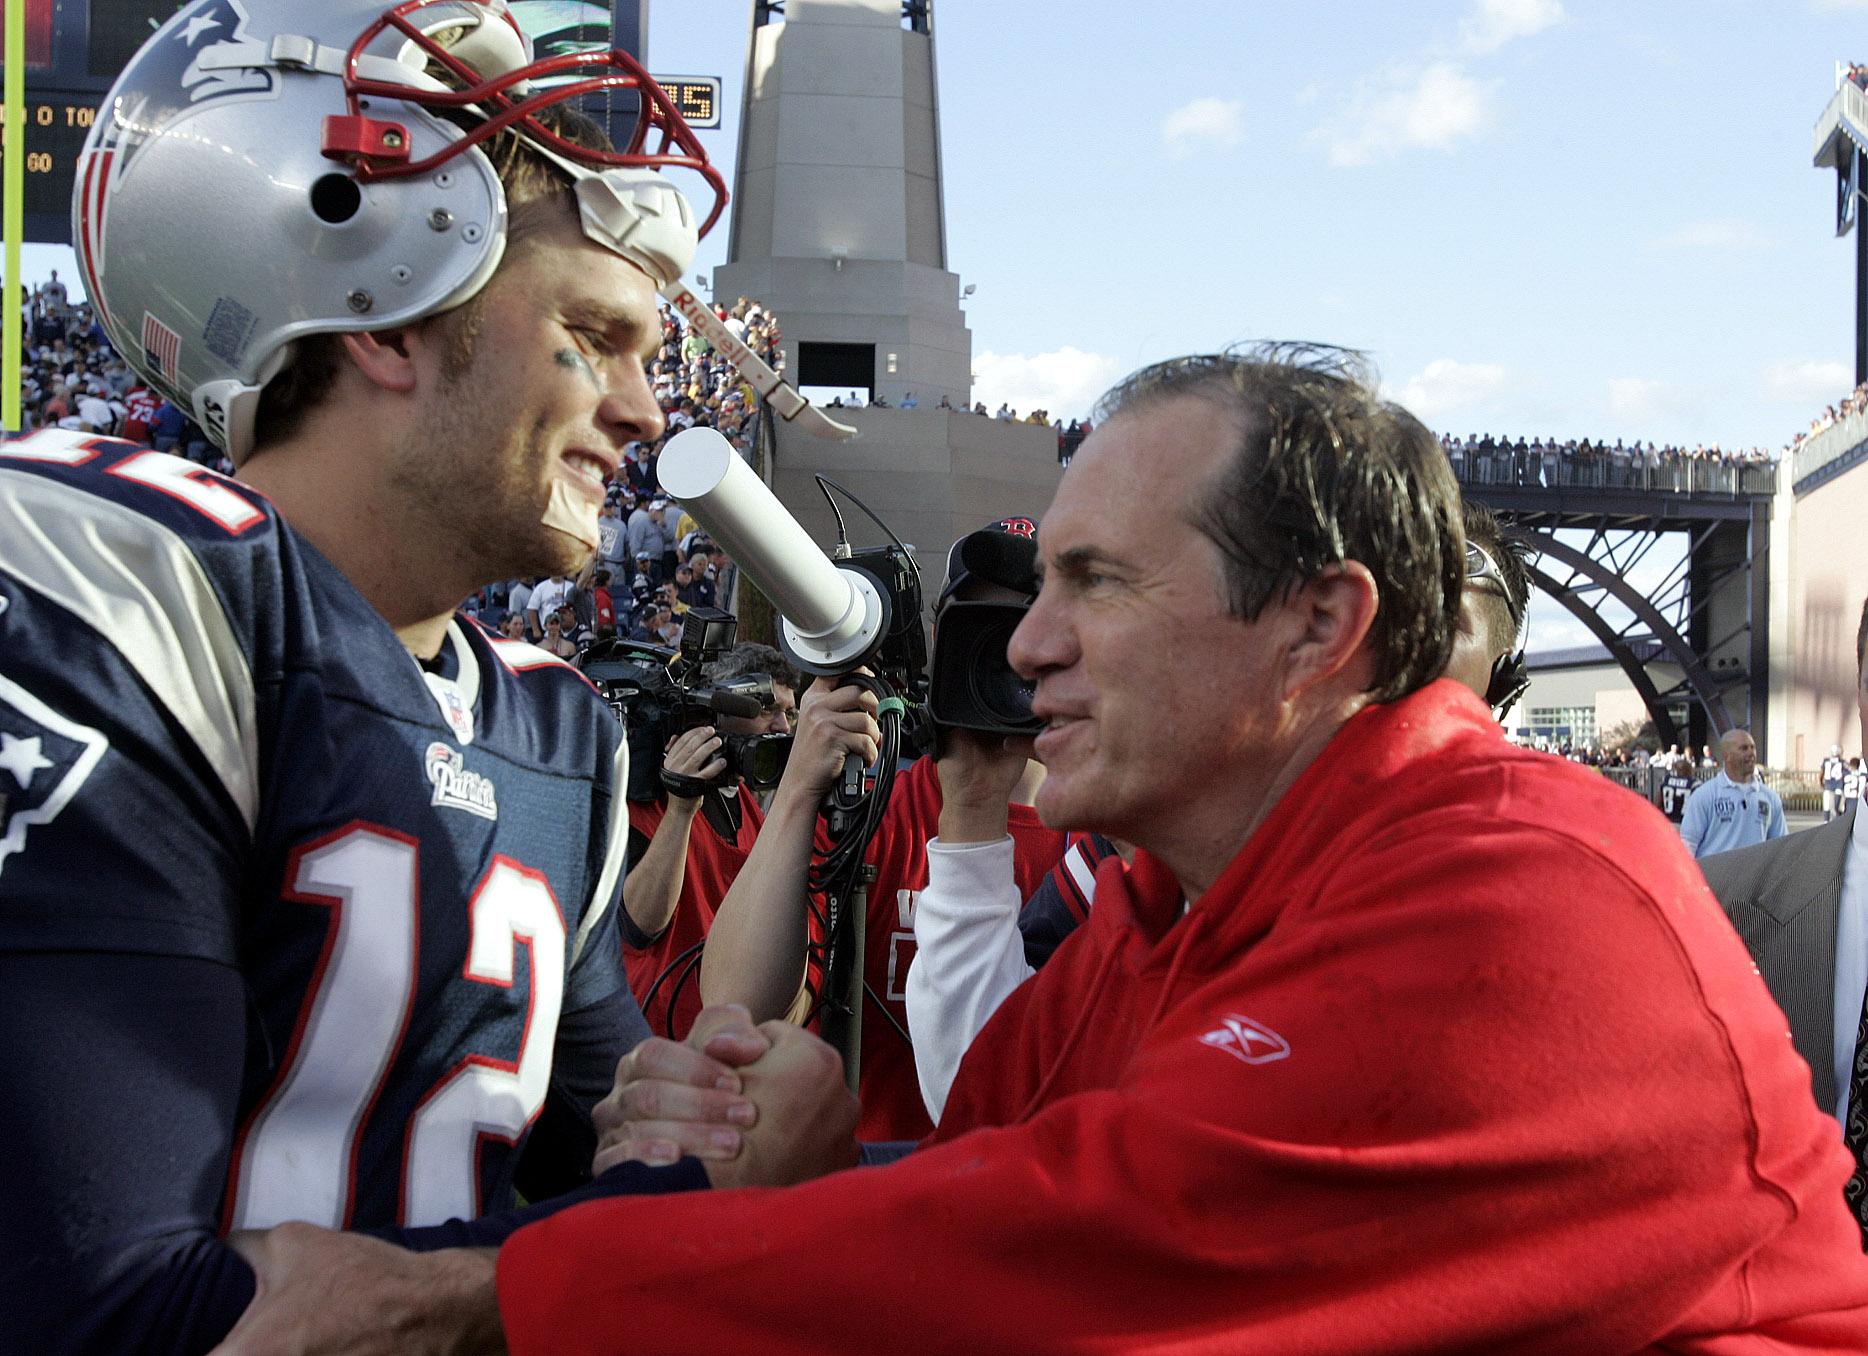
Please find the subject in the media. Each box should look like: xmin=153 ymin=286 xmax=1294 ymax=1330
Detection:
xmin=573 ymin=169 xmax=697 ymax=289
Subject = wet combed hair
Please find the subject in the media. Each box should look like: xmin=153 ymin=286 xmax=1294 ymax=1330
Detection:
xmin=706 ymin=642 xmax=803 ymax=699
xmin=1461 ymin=500 xmax=1530 ymax=661
xmin=251 ymin=103 xmax=612 ymax=452
xmin=1093 ymin=342 xmax=1463 ymax=703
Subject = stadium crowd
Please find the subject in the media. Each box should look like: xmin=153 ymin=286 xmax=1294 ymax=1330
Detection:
xmin=1790 ymin=378 xmax=1868 ymax=451
xmin=1441 ymin=430 xmax=1779 ymax=492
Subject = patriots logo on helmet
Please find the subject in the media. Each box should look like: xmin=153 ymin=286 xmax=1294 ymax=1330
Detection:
xmin=0 ymin=675 xmax=110 ymax=879
xmin=177 ymin=0 xmax=275 ymax=105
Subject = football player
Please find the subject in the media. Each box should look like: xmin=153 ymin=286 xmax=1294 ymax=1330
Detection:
xmin=0 ymin=2 xmax=742 ymax=1352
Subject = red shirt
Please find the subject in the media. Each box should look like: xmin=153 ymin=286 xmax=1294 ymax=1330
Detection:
xmin=503 ymin=684 xmax=1868 ymax=1354
xmin=592 ymin=586 xmax=614 ymax=632
xmin=624 ymin=787 xmax=764 ymax=1041
xmin=121 ymin=387 xmax=160 ymax=444
xmin=811 ymin=756 xmax=1066 ymax=1142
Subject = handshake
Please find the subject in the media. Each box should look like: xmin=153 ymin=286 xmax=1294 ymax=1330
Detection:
xmin=593 ymin=1004 xmax=864 ymax=1188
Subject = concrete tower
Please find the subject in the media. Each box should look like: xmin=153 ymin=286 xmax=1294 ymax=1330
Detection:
xmin=710 ymin=0 xmax=1062 ymax=575
xmin=713 ymin=0 xmax=967 ymax=407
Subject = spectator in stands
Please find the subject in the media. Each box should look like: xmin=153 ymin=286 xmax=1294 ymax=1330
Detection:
xmin=539 ymin=610 xmax=578 ymax=659
xmin=590 ymin=569 xmax=617 ymax=638
xmin=626 ymin=498 xmax=668 ymax=583
xmin=674 ymin=562 xmax=713 ymax=610
xmin=526 ymin=569 xmax=576 ymax=636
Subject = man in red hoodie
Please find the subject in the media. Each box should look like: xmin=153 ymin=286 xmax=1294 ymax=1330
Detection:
xmin=217 ymin=346 xmax=1868 ymax=1355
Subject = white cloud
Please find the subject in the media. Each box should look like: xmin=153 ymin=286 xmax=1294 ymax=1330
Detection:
xmin=1393 ymin=358 xmax=1509 ymax=416
xmin=1650 ymin=218 xmax=1774 ymax=251
xmin=1161 ymin=97 xmax=1246 ymax=158
xmin=970 ymin=347 xmax=1123 ymax=421
xmin=1762 ymin=358 xmax=1852 ymax=405
xmin=1607 ymin=377 xmax=1701 ymax=420
xmin=1458 ymin=0 xmax=1566 ymax=54
xmin=1315 ymin=62 xmax=1497 ymax=166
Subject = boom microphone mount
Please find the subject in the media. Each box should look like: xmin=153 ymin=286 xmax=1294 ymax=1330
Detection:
xmin=656 ymin=427 xmax=889 ymax=675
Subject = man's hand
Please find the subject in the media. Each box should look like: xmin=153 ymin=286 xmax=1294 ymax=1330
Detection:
xmin=593 ymin=1005 xmax=860 ymax=1189
xmin=783 ymin=678 xmax=881 ymax=800
xmin=211 ymin=1225 xmax=502 ymax=1356
xmin=936 ymin=728 xmax=1037 ymax=844
xmin=661 ymin=724 xmax=727 ymax=801
xmin=592 ymin=1005 xmax=772 ymax=1173
xmin=706 ymin=1019 xmax=862 ymax=1190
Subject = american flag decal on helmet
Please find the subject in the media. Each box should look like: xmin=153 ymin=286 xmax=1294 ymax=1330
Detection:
xmin=142 ymin=312 xmax=181 ymax=382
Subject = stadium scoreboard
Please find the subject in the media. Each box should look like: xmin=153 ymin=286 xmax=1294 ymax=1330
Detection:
xmin=0 ymin=1 xmax=716 ymax=248
xmin=2 ymin=0 xmax=183 ymax=244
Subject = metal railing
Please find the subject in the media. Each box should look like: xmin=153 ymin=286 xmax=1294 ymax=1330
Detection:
xmin=1599 ymin=764 xmax=1823 ymax=814
xmin=1448 ymin=449 xmax=1777 ymax=496
xmin=1790 ymin=408 xmax=1868 ymax=490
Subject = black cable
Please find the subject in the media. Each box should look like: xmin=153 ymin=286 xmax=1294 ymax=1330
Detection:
xmin=640 ymin=937 xmax=707 ymax=1034
xmin=814 ymin=474 xmax=851 ymax=553
xmin=863 ymin=979 xmax=913 ymax=1047
xmin=659 ymin=943 xmax=709 ymax=1039
xmin=813 ymin=474 xmax=919 ymax=578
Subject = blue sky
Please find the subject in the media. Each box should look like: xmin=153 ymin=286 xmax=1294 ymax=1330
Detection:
xmin=652 ymin=0 xmax=1868 ymax=452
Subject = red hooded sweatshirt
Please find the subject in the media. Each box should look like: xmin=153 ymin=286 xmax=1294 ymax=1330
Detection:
xmin=500 ymin=682 xmax=1868 ymax=1354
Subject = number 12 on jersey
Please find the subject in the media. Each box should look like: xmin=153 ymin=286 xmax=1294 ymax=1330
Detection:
xmin=225 ymin=823 xmax=566 ymax=1230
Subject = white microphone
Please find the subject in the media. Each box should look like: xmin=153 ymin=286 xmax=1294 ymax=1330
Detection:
xmin=656 ymin=426 xmax=886 ymax=673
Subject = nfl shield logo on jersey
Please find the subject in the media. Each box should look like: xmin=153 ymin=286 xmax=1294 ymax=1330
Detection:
xmin=0 ymin=675 xmax=109 ymax=877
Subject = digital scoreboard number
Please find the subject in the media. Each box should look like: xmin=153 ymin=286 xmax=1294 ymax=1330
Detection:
xmin=652 ymin=75 xmax=722 ymax=130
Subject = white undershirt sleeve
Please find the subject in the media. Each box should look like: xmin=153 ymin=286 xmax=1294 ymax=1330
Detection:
xmin=903 ymin=835 xmax=1036 ymax=1123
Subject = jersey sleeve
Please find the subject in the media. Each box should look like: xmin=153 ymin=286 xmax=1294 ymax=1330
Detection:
xmin=0 ymin=952 xmax=257 ymax=1356
xmin=0 ymin=446 xmax=264 ymax=961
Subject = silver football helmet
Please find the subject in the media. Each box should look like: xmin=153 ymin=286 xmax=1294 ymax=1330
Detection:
xmin=74 ymin=0 xmax=724 ymax=461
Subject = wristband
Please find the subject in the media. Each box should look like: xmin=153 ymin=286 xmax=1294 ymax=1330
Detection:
xmin=660 ymin=768 xmax=714 ymax=799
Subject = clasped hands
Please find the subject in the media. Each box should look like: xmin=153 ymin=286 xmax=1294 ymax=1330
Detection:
xmin=593 ymin=1003 xmax=862 ymax=1189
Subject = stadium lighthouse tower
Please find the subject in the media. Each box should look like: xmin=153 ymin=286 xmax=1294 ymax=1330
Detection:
xmin=710 ymin=0 xmax=1062 ymax=568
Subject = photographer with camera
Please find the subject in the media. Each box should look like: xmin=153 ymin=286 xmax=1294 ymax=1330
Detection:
xmin=698 ymin=517 xmax=1067 ymax=1142
xmin=622 ymin=642 xmax=803 ymax=1041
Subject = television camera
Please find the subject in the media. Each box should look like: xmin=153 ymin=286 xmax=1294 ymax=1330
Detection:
xmin=578 ymin=606 xmax=793 ymax=800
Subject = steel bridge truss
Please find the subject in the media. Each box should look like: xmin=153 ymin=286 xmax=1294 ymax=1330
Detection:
xmin=1462 ymin=479 xmax=1771 ymax=758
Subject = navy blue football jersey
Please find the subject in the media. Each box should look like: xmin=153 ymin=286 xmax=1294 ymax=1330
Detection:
xmin=0 ymin=432 xmax=649 ymax=1344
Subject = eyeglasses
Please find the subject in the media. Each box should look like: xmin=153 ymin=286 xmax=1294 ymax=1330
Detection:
xmin=1464 ymin=539 xmax=1524 ymax=626
xmin=1464 ymin=539 xmax=1505 ymax=588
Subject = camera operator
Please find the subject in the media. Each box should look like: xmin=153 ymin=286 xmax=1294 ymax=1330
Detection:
xmin=699 ymin=518 xmax=1068 ymax=1142
xmin=621 ymin=642 xmax=802 ymax=1040
xmin=905 ymin=499 xmax=1534 ymax=1122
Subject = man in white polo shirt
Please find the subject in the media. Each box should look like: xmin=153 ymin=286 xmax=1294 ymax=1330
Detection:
xmin=1680 ymin=727 xmax=1786 ymax=858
